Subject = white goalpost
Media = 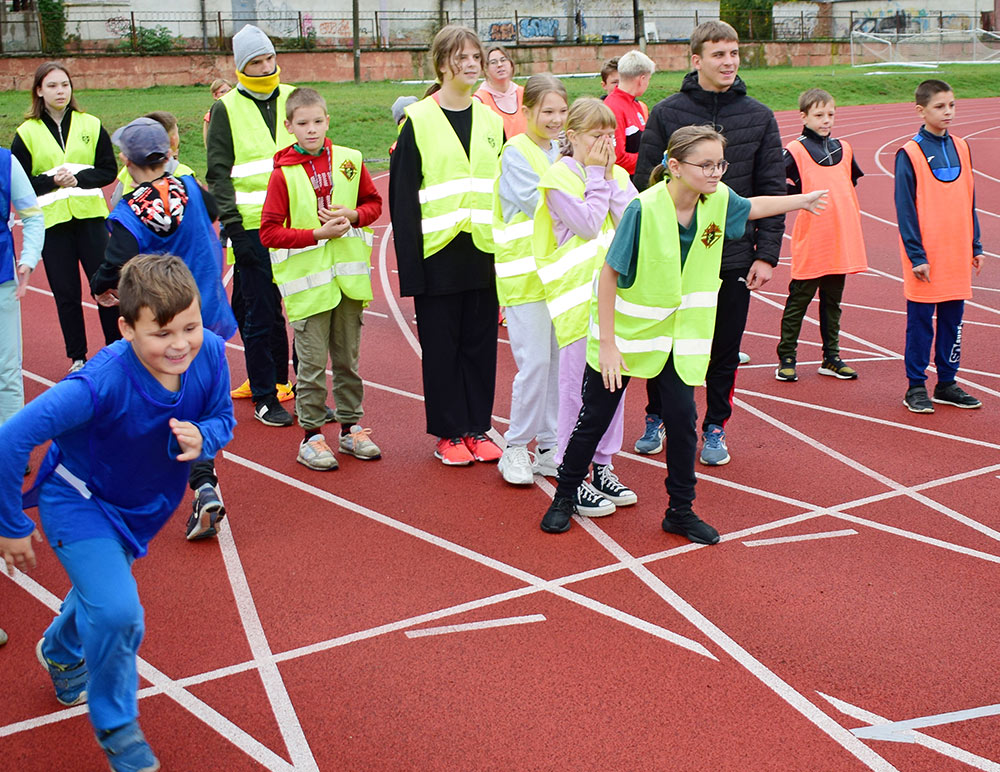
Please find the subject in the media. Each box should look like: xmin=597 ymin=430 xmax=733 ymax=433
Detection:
xmin=851 ymin=28 xmax=1000 ymax=66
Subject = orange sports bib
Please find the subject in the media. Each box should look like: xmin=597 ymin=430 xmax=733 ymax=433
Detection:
xmin=898 ymin=136 xmax=974 ymax=303
xmin=787 ymin=139 xmax=867 ymax=280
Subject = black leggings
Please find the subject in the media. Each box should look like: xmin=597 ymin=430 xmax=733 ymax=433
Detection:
xmin=559 ymin=357 xmax=698 ymax=510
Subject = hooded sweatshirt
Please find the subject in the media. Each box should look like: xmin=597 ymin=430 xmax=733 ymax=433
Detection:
xmin=258 ymin=138 xmax=381 ymax=250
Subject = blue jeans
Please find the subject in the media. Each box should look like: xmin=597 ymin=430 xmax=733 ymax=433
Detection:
xmin=42 ymin=538 xmax=143 ymax=732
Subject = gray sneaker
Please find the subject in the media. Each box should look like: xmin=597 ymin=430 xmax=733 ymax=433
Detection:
xmin=903 ymin=386 xmax=934 ymax=414
xmin=699 ymin=424 xmax=731 ymax=466
xmin=932 ymin=382 xmax=982 ymax=409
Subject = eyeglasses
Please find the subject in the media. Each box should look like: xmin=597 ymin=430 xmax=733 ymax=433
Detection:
xmin=680 ymin=160 xmax=729 ymax=176
xmin=487 ymin=58 xmax=510 ymax=67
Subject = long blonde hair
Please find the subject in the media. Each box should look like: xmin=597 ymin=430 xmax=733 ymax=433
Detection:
xmin=561 ymin=97 xmax=615 ymax=157
xmin=649 ymin=125 xmax=727 ymax=187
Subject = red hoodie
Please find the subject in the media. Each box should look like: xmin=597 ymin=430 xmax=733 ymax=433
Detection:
xmin=259 ymin=138 xmax=382 ymax=250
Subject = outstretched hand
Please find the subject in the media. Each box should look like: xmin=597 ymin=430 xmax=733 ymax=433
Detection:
xmin=803 ymin=189 xmax=829 ymax=214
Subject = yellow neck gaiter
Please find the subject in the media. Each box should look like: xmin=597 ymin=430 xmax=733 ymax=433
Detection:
xmin=237 ymin=66 xmax=281 ymax=96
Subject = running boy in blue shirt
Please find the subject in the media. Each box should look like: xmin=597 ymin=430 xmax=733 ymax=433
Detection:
xmin=0 ymin=255 xmax=235 ymax=772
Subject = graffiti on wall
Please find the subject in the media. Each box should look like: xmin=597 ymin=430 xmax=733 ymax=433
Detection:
xmin=488 ymin=21 xmax=515 ymax=40
xmin=487 ymin=16 xmax=559 ymax=41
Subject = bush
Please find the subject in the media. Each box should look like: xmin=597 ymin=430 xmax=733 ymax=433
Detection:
xmin=119 ymin=25 xmax=179 ymax=53
xmin=38 ymin=0 xmax=67 ymax=53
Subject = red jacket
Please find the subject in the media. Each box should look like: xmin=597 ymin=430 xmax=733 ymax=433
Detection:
xmin=603 ymin=86 xmax=648 ymax=174
xmin=260 ymin=138 xmax=382 ymax=249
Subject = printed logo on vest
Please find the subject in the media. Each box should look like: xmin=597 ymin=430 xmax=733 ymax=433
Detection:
xmin=700 ymin=221 xmax=722 ymax=248
xmin=487 ymin=135 xmax=497 ymax=149
xmin=81 ymin=133 xmax=92 ymax=145
xmin=339 ymin=159 xmax=357 ymax=181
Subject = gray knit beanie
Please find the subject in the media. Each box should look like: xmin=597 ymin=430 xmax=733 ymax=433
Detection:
xmin=391 ymin=96 xmax=418 ymax=125
xmin=233 ymin=24 xmax=275 ymax=73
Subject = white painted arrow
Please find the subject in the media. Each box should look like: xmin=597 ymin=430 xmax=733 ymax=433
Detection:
xmin=851 ymin=702 xmax=1000 ymax=743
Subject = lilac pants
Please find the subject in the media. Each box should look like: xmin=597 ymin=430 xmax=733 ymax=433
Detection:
xmin=555 ymin=338 xmax=625 ymax=466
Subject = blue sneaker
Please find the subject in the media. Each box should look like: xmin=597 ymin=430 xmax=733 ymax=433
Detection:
xmin=699 ymin=424 xmax=731 ymax=466
xmin=634 ymin=414 xmax=665 ymax=454
xmin=97 ymin=721 xmax=160 ymax=772
xmin=36 ymin=638 xmax=88 ymax=706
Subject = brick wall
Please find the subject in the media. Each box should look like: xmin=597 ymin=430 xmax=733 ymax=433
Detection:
xmin=0 ymin=41 xmax=858 ymax=91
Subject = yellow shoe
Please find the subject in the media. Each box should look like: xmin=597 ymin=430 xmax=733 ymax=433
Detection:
xmin=230 ymin=379 xmax=252 ymax=399
xmin=276 ymin=381 xmax=295 ymax=402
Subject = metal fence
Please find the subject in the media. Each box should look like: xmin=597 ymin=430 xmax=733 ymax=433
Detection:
xmin=0 ymin=8 xmax=990 ymax=56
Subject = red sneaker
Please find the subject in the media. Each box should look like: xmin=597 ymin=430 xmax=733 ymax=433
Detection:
xmin=463 ymin=433 xmax=503 ymax=463
xmin=435 ymin=437 xmax=475 ymax=466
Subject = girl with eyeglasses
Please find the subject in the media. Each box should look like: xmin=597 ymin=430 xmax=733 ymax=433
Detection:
xmin=473 ymin=46 xmax=527 ymax=138
xmin=540 ymin=125 xmax=828 ymax=537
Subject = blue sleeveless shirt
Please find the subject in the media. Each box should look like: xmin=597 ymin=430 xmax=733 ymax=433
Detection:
xmin=0 ymin=148 xmax=14 ymax=285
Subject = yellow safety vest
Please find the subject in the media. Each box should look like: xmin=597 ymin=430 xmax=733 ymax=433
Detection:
xmin=15 ymin=112 xmax=109 ymax=227
xmin=220 ymin=84 xmax=296 ymax=230
xmin=533 ymin=161 xmax=632 ymax=347
xmin=117 ymin=162 xmax=196 ymax=193
xmin=269 ymin=145 xmax=375 ymax=322
xmin=492 ymin=133 xmax=553 ymax=307
xmin=585 ymin=181 xmax=729 ymax=385
xmin=405 ymin=96 xmax=503 ymax=258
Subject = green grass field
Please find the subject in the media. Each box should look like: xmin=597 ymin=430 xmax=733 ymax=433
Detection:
xmin=2 ymin=63 xmax=997 ymax=173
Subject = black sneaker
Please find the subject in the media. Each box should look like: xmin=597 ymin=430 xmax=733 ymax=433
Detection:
xmin=541 ymin=496 xmax=576 ymax=534
xmin=186 ymin=484 xmax=226 ymax=541
xmin=661 ymin=507 xmax=720 ymax=545
xmin=903 ymin=386 xmax=934 ymax=414
xmin=775 ymin=356 xmax=798 ymax=382
xmin=591 ymin=464 xmax=637 ymax=506
xmin=254 ymin=396 xmax=294 ymax=427
xmin=818 ymin=357 xmax=858 ymax=380
xmin=932 ymin=382 xmax=982 ymax=409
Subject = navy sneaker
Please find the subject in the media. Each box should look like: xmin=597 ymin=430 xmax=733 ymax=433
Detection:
xmin=36 ymin=638 xmax=88 ymax=706
xmin=186 ymin=484 xmax=226 ymax=541
xmin=700 ymin=424 xmax=731 ymax=466
xmin=634 ymin=413 xmax=665 ymax=454
xmin=97 ymin=720 xmax=160 ymax=772
xmin=932 ymin=382 xmax=982 ymax=409
xmin=903 ymin=386 xmax=934 ymax=414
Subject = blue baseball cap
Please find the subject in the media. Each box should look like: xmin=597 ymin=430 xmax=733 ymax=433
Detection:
xmin=112 ymin=117 xmax=170 ymax=165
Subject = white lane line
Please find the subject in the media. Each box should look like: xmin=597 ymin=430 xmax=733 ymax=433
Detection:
xmin=216 ymin=526 xmax=319 ymax=770
xmin=222 ymin=450 xmax=715 ymax=661
xmin=572 ymin=516 xmax=899 ymax=772
xmin=742 ymin=529 xmax=858 ymax=547
xmin=852 ymin=702 xmax=1000 ymax=743
xmin=818 ymin=692 xmax=1000 ymax=771
xmin=0 ymin=569 xmax=296 ymax=771
xmin=376 ymin=221 xmax=421 ymax=357
xmin=404 ymin=614 xmax=546 ymax=638
xmin=734 ymin=397 xmax=1000 ymax=545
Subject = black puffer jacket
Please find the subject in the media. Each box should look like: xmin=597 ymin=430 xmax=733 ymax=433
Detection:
xmin=636 ymin=72 xmax=785 ymax=272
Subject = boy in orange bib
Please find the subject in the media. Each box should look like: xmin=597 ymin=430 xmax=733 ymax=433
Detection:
xmin=777 ymin=89 xmax=867 ymax=382
xmin=894 ymin=79 xmax=983 ymax=413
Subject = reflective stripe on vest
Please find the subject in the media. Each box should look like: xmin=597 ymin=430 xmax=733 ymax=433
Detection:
xmin=15 ymin=113 xmax=109 ymax=227
xmin=534 ymin=161 xmax=632 ymax=347
xmin=786 ymin=139 xmax=867 ymax=280
xmin=585 ymin=181 xmax=729 ymax=384
xmin=406 ymin=97 xmax=503 ymax=258
xmin=898 ymin=136 xmax=975 ymax=303
xmin=269 ymin=145 xmax=374 ymax=321
xmin=492 ymin=133 xmax=553 ymax=306
xmin=220 ymin=84 xmax=296 ymax=231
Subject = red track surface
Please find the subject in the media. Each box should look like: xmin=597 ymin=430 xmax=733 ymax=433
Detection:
xmin=2 ymin=98 xmax=1000 ymax=771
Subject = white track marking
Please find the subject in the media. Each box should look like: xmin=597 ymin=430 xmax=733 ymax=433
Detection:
xmin=852 ymin=702 xmax=1000 ymax=742
xmin=222 ymin=450 xmax=715 ymax=660
xmin=376 ymin=221 xmax=421 ymax=357
xmin=742 ymin=529 xmax=858 ymax=547
xmin=404 ymin=614 xmax=546 ymax=638
xmin=818 ymin=692 xmax=1000 ymax=771
xmin=0 ymin=569 xmax=296 ymax=770
xmin=216 ymin=526 xmax=319 ymax=770
xmin=572 ymin=517 xmax=899 ymax=772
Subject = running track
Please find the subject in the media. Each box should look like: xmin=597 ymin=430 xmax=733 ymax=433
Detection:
xmin=2 ymin=98 xmax=999 ymax=771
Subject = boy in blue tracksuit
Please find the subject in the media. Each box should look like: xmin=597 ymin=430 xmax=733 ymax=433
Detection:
xmin=0 ymin=255 xmax=234 ymax=772
xmin=90 ymin=117 xmax=238 ymax=540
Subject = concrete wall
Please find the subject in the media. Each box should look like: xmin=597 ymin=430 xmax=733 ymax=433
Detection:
xmin=0 ymin=39 xmax=864 ymax=91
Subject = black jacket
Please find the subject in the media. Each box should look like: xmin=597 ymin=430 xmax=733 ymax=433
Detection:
xmin=636 ymin=72 xmax=785 ymax=272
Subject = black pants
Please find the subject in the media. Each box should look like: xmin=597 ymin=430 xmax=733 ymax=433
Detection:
xmin=231 ymin=230 xmax=289 ymax=402
xmin=776 ymin=274 xmax=846 ymax=361
xmin=560 ymin=358 xmax=698 ymax=510
xmin=189 ymin=460 xmax=217 ymax=491
xmin=413 ymin=286 xmax=498 ymax=438
xmin=646 ymin=269 xmax=751 ymax=433
xmin=42 ymin=218 xmax=119 ymax=361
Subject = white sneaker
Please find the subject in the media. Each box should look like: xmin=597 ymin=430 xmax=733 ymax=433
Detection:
xmin=531 ymin=447 xmax=559 ymax=477
xmin=297 ymin=434 xmax=338 ymax=471
xmin=498 ymin=445 xmax=534 ymax=485
xmin=574 ymin=481 xmax=616 ymax=518
xmin=68 ymin=359 xmax=86 ymax=374
xmin=339 ymin=425 xmax=382 ymax=459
